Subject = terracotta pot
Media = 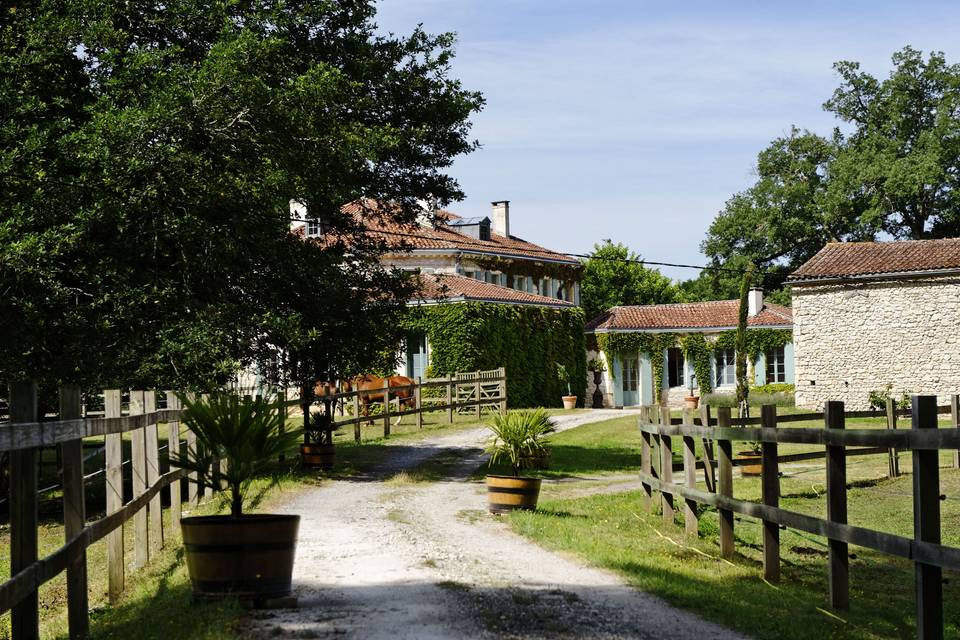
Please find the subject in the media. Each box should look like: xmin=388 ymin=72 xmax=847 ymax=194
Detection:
xmin=486 ymin=475 xmax=542 ymax=514
xmin=562 ymin=395 xmax=577 ymax=410
xmin=736 ymin=450 xmax=762 ymax=476
xmin=181 ymin=514 xmax=300 ymax=600
xmin=684 ymin=396 xmax=699 ymax=410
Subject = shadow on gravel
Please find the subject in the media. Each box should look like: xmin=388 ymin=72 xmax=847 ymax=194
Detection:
xmin=319 ymin=443 xmax=487 ymax=483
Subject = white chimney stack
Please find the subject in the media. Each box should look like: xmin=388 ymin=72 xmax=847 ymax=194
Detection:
xmin=747 ymin=287 xmax=763 ymax=317
xmin=491 ymin=200 xmax=510 ymax=237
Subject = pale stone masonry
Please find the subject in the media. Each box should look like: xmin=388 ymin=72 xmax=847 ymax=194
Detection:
xmin=789 ymin=239 xmax=960 ymax=410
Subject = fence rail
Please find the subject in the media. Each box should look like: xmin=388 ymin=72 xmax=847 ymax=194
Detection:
xmin=636 ymin=397 xmax=959 ymax=639
xmin=302 ymin=368 xmax=507 ymax=441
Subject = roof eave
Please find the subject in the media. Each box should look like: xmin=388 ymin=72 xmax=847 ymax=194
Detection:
xmin=788 ymin=267 xmax=960 ymax=286
xmin=587 ymin=324 xmax=793 ymax=334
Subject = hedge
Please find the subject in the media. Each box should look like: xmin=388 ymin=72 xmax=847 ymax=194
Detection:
xmin=402 ymin=303 xmax=586 ymax=408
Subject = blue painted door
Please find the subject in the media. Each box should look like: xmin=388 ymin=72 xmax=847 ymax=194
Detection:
xmin=621 ymin=353 xmax=639 ymax=406
xmin=405 ymin=333 xmax=428 ymax=379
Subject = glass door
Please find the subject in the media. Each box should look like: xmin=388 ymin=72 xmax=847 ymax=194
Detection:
xmin=621 ymin=354 xmax=639 ymax=406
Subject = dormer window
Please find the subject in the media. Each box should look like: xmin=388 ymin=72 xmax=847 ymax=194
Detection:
xmin=447 ymin=216 xmax=492 ymax=241
xmin=479 ymin=219 xmax=491 ymax=241
xmin=306 ymin=218 xmax=320 ymax=237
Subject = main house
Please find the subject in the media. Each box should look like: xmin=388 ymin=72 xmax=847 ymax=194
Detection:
xmin=789 ymin=238 xmax=960 ymax=410
xmin=290 ymin=198 xmax=586 ymax=406
xmin=585 ymin=290 xmax=793 ymax=408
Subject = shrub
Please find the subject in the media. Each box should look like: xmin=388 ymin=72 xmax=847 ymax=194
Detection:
xmin=487 ymin=408 xmax=556 ymax=476
xmin=702 ymin=392 xmax=737 ymax=408
xmin=752 ymin=383 xmax=795 ymax=395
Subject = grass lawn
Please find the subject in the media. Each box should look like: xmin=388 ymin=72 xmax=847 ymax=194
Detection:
xmin=501 ymin=414 xmax=960 ymax=639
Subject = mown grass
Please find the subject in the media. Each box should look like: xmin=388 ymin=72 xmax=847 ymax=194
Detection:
xmin=505 ymin=414 xmax=960 ymax=640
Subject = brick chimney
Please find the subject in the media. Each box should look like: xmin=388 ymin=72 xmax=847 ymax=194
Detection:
xmin=748 ymin=287 xmax=763 ymax=316
xmin=491 ymin=200 xmax=510 ymax=237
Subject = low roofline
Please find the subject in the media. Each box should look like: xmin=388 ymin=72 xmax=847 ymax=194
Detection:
xmin=587 ymin=324 xmax=792 ymax=335
xmin=409 ymin=297 xmax=574 ymax=309
xmin=788 ymin=267 xmax=960 ymax=286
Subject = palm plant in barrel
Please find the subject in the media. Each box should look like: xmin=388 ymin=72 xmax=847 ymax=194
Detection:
xmin=171 ymin=393 xmax=302 ymax=600
xmin=485 ymin=408 xmax=555 ymax=514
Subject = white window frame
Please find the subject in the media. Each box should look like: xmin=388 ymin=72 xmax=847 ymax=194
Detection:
xmin=715 ymin=349 xmax=736 ymax=387
xmin=766 ymin=346 xmax=786 ymax=384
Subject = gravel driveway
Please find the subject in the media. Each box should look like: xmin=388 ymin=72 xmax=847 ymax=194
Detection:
xmin=242 ymin=410 xmax=745 ymax=640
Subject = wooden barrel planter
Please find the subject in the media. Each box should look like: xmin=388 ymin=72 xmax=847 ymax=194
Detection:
xmin=301 ymin=443 xmax=335 ymax=470
xmin=736 ymin=450 xmax=762 ymax=476
xmin=181 ymin=514 xmax=300 ymax=600
xmin=486 ymin=475 xmax=542 ymax=514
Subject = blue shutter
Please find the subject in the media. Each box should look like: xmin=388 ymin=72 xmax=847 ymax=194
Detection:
xmin=784 ymin=341 xmax=795 ymax=384
xmin=754 ymin=352 xmax=766 ymax=386
xmin=612 ymin=355 xmax=623 ymax=407
xmin=640 ymin=353 xmax=654 ymax=405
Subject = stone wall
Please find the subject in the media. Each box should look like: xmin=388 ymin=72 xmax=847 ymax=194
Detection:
xmin=792 ymin=276 xmax=960 ymax=410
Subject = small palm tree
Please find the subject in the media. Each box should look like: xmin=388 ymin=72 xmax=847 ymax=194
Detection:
xmin=487 ymin=408 xmax=556 ymax=476
xmin=171 ymin=394 xmax=301 ymax=518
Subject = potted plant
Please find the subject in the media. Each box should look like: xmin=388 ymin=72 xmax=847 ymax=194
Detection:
xmin=587 ymin=357 xmax=606 ymax=408
xmin=171 ymin=394 xmax=302 ymax=600
xmin=736 ymin=441 xmax=762 ymax=476
xmin=684 ymin=376 xmax=699 ymax=410
xmin=485 ymin=408 xmax=556 ymax=513
xmin=556 ymin=363 xmax=577 ymax=409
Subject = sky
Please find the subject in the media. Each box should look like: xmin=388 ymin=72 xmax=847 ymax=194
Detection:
xmin=374 ymin=0 xmax=960 ymax=281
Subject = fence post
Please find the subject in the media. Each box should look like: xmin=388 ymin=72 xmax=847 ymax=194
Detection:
xmin=415 ymin=377 xmax=423 ymax=430
xmin=9 ymin=381 xmax=39 ymax=640
xmin=129 ymin=390 xmax=149 ymax=568
xmin=166 ymin=392 xmax=182 ymax=538
xmin=383 ymin=379 xmax=391 ymax=438
xmin=144 ymin=391 xmax=163 ymax=551
xmin=825 ymin=401 xmax=849 ymax=611
xmin=886 ymin=397 xmax=900 ymax=478
xmin=952 ymin=394 xmax=959 ymax=470
xmin=184 ymin=393 xmax=199 ymax=507
xmin=640 ymin=407 xmax=653 ymax=514
xmin=278 ymin=387 xmax=287 ymax=463
xmin=659 ymin=405 xmax=674 ymax=524
xmin=59 ymin=385 xmax=89 ymax=640
xmin=699 ymin=403 xmax=716 ymax=493
xmin=499 ymin=367 xmax=507 ymax=414
xmin=445 ymin=374 xmax=455 ymax=423
xmin=912 ymin=395 xmax=942 ymax=639
xmin=682 ymin=408 xmax=698 ymax=537
xmin=717 ymin=407 xmax=734 ymax=559
xmin=352 ymin=393 xmax=361 ymax=443
xmin=761 ymin=404 xmax=779 ymax=583
xmin=474 ymin=371 xmax=482 ymax=420
xmin=102 ymin=389 xmax=125 ymax=603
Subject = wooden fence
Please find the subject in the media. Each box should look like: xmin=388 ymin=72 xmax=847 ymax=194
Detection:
xmin=304 ymin=368 xmax=507 ymax=441
xmin=636 ymin=397 xmax=960 ymax=640
xmin=0 ymin=384 xmax=212 ymax=640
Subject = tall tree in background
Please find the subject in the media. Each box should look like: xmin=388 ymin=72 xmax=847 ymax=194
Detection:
xmin=825 ymin=46 xmax=960 ymax=239
xmin=580 ymin=240 xmax=679 ymax=320
xmin=688 ymin=46 xmax=960 ymax=303
xmin=0 ymin=1 xmax=483 ymax=390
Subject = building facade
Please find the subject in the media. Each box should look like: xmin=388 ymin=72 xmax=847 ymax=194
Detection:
xmin=789 ymin=239 xmax=960 ymax=410
xmin=585 ymin=291 xmax=793 ymax=408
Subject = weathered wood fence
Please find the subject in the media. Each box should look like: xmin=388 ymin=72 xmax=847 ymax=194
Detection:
xmin=304 ymin=368 xmax=507 ymax=441
xmin=637 ymin=397 xmax=960 ymax=640
xmin=0 ymin=384 xmax=208 ymax=640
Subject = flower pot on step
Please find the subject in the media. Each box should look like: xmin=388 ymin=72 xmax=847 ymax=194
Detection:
xmin=684 ymin=396 xmax=699 ymax=410
xmin=486 ymin=475 xmax=542 ymax=514
xmin=562 ymin=395 xmax=577 ymax=410
xmin=181 ymin=514 xmax=300 ymax=600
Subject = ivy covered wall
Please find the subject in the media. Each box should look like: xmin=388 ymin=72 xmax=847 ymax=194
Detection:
xmin=596 ymin=328 xmax=792 ymax=395
xmin=402 ymin=303 xmax=586 ymax=408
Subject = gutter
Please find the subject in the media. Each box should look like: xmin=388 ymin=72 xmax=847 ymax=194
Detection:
xmin=409 ymin=296 xmax=574 ymax=309
xmin=406 ymin=248 xmax=580 ymax=266
xmin=586 ymin=325 xmax=792 ymax=335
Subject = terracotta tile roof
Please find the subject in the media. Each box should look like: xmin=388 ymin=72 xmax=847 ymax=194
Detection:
xmin=585 ymin=300 xmax=792 ymax=332
xmin=414 ymin=274 xmax=573 ymax=308
xmin=339 ymin=199 xmax=579 ymax=264
xmin=789 ymin=239 xmax=960 ymax=283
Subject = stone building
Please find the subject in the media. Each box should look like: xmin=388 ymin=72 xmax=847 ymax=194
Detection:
xmin=585 ymin=291 xmax=793 ymax=408
xmin=290 ymin=198 xmax=582 ymax=380
xmin=789 ymin=239 xmax=960 ymax=410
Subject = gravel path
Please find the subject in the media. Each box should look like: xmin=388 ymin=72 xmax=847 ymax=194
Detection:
xmin=243 ymin=410 xmax=745 ymax=640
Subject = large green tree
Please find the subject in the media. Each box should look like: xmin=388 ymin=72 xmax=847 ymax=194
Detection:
xmin=0 ymin=1 xmax=482 ymax=390
xmin=579 ymin=240 xmax=679 ymax=321
xmin=691 ymin=46 xmax=960 ymax=302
